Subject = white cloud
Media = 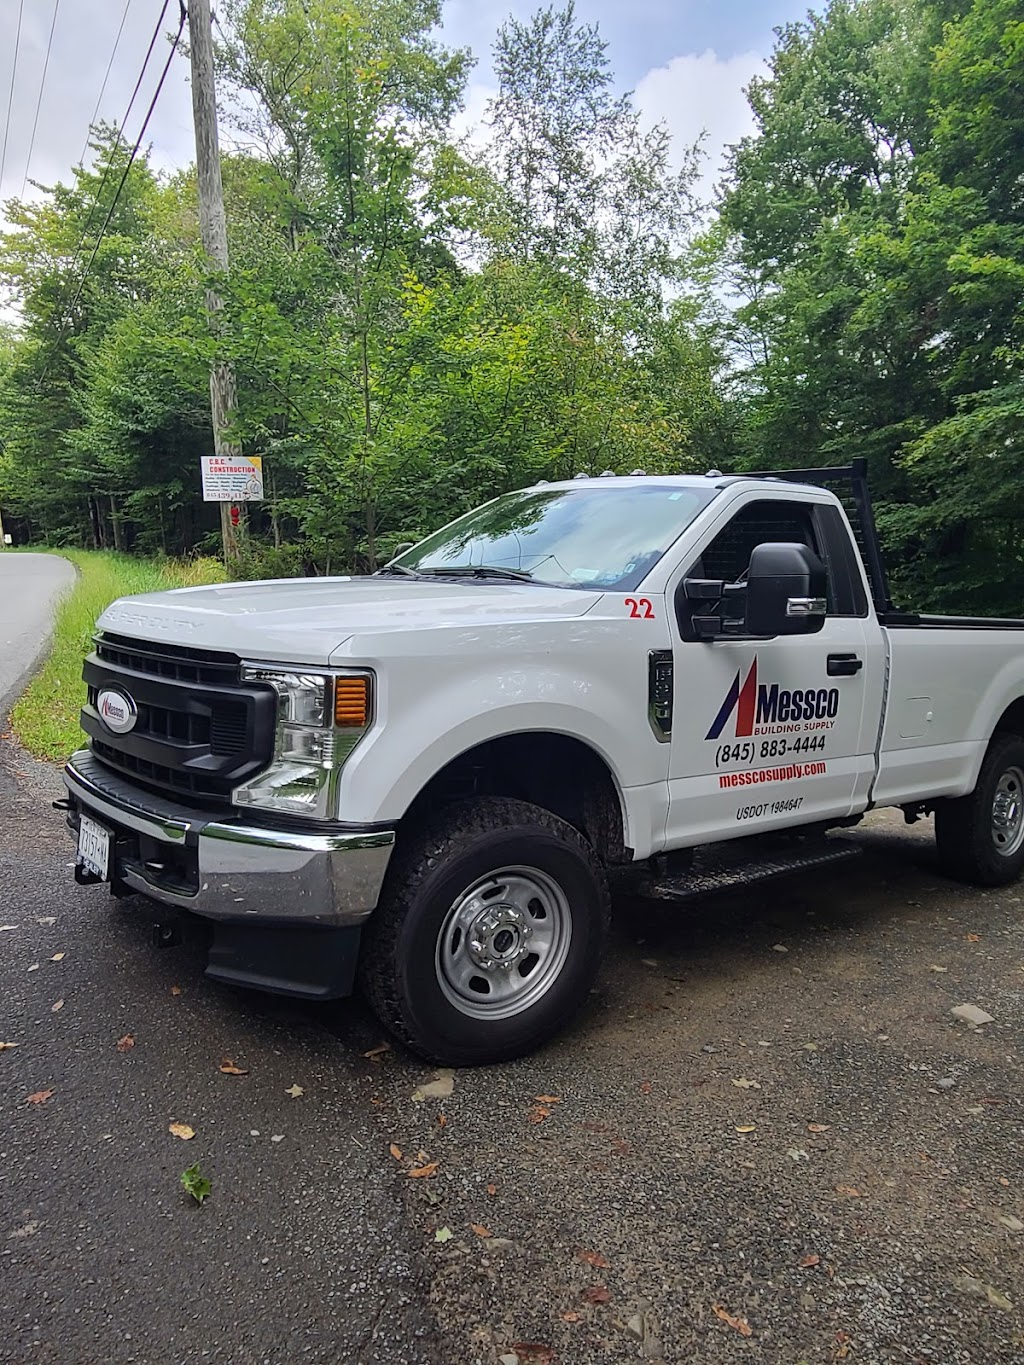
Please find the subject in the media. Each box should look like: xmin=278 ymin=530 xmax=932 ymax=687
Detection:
xmin=634 ymin=48 xmax=765 ymax=207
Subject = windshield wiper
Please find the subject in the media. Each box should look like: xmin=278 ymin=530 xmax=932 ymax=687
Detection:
xmin=375 ymin=563 xmax=424 ymax=579
xmin=420 ymin=565 xmax=535 ymax=582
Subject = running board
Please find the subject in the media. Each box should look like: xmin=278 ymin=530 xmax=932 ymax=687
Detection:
xmin=628 ymin=838 xmax=862 ymax=904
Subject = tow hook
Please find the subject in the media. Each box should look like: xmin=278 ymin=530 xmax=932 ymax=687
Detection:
xmin=152 ymin=921 xmax=183 ymax=948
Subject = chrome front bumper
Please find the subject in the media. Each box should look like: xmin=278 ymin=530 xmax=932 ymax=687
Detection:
xmin=63 ymin=750 xmax=395 ymax=928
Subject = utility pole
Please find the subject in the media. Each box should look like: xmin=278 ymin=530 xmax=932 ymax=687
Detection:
xmin=186 ymin=0 xmax=240 ymax=564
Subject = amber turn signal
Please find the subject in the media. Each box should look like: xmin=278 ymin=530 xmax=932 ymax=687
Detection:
xmin=334 ymin=676 xmax=371 ymax=729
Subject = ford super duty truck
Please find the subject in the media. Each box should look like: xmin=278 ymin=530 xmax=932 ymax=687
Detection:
xmin=62 ymin=461 xmax=1024 ymax=1064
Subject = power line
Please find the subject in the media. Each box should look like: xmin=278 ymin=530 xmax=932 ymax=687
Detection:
xmin=21 ymin=0 xmax=63 ymax=198
xmin=0 ymin=0 xmax=25 ymax=196
xmin=62 ymin=0 xmax=170 ymax=290
xmin=37 ymin=0 xmax=172 ymax=387
xmin=76 ymin=0 xmax=134 ymax=174
xmin=37 ymin=1 xmax=188 ymax=389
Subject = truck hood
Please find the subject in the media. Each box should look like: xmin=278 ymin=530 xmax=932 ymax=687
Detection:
xmin=97 ymin=576 xmax=603 ymax=665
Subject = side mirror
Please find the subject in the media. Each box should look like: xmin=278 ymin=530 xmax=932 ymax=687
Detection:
xmin=745 ymin=542 xmax=827 ymax=636
xmin=390 ymin=542 xmax=415 ymax=559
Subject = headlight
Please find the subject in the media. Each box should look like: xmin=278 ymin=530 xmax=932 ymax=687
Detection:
xmin=233 ymin=667 xmax=373 ymax=820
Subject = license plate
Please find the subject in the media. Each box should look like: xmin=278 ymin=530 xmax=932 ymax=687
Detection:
xmin=77 ymin=813 xmax=111 ymax=881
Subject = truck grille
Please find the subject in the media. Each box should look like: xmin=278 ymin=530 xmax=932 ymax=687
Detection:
xmin=82 ymin=634 xmax=276 ymax=809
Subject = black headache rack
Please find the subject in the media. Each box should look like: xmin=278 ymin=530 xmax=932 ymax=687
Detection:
xmin=737 ymin=457 xmax=893 ymax=616
xmin=731 ymin=459 xmax=1024 ymax=629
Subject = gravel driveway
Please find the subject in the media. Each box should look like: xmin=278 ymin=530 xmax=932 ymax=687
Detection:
xmin=2 ymin=738 xmax=1021 ymax=1364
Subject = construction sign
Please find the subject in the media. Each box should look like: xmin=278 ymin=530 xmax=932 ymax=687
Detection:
xmin=201 ymin=455 xmax=264 ymax=502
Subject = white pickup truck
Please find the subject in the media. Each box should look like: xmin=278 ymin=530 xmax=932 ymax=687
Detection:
xmin=63 ymin=461 xmax=1024 ymax=1063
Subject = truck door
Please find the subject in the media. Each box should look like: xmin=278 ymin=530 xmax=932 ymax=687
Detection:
xmin=663 ymin=492 xmax=885 ymax=848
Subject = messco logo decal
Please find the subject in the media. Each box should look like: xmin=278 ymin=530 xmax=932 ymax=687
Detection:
xmin=705 ymin=657 xmax=839 ymax=741
xmin=97 ymin=687 xmax=138 ymax=735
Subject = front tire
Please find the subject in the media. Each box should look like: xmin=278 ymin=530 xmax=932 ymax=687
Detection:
xmin=935 ymin=733 xmax=1024 ymax=886
xmin=359 ymin=798 xmax=610 ymax=1065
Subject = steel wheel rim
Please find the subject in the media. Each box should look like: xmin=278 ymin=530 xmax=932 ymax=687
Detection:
xmin=991 ymin=765 xmax=1024 ymax=857
xmin=435 ymin=865 xmax=573 ymax=1020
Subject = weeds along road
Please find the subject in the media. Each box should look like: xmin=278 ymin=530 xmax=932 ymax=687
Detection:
xmin=0 ymin=553 xmax=76 ymax=717
xmin=2 ymin=733 xmax=1022 ymax=1363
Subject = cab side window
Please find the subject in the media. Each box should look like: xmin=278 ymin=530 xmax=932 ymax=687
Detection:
xmin=690 ymin=498 xmax=864 ymax=617
xmin=696 ymin=500 xmax=820 ymax=586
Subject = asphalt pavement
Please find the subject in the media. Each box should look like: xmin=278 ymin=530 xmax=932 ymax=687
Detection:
xmin=0 ymin=552 xmax=76 ymax=716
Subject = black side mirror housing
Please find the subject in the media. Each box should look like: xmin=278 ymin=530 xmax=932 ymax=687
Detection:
xmin=745 ymin=542 xmax=827 ymax=636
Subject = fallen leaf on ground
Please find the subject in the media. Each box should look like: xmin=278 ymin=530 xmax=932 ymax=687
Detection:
xmin=807 ymin=1123 xmax=831 ymax=1133
xmin=582 ymin=1285 xmax=611 ymax=1304
xmin=966 ymin=933 xmax=981 ymax=942
xmin=407 ymin=1161 xmax=439 ymax=1179
xmin=801 ymin=1041 xmax=818 ymax=1051
xmin=181 ymin=1162 xmax=212 ymax=1205
xmin=50 ymin=953 xmax=65 ymax=962
xmin=389 ymin=1143 xmax=403 ymax=1161
xmin=363 ymin=1042 xmax=391 ymax=1060
xmin=412 ymin=1069 xmax=455 ymax=1102
xmin=50 ymin=999 xmax=64 ymax=1013
xmin=285 ymin=1084 xmax=304 ymax=1098
xmin=562 ymin=1311 xmax=581 ymax=1322
xmin=470 ymin=1223 xmax=491 ymax=1238
xmin=486 ymin=1183 xmax=497 ymax=1197
xmin=434 ymin=1226 xmax=453 ymax=1243
xmin=219 ymin=1060 xmax=248 ymax=1075
xmin=27 ymin=964 xmax=39 ymax=972
xmin=534 ymin=1095 xmax=561 ymax=1104
xmin=26 ymin=1089 xmax=54 ymax=1105
xmin=929 ymin=964 xmax=948 ymax=973
xmin=834 ymin=1330 xmax=852 ymax=1359
xmin=170 ymin=985 xmax=182 ymax=996
xmin=511 ymin=1345 xmax=554 ymax=1364
xmin=0 ymin=1041 xmax=20 ymax=1050
xmin=0 ymin=925 xmax=17 ymax=932
xmin=735 ymin=1124 xmax=757 ymax=1134
xmin=437 ymin=1112 xmax=447 ymax=1129
xmin=640 ymin=1080 xmax=652 ymax=1094
xmin=801 ymin=1254 xmax=821 ymax=1267
xmin=169 ymin=1122 xmax=195 ymax=1140
xmin=835 ymin=1185 xmax=862 ymax=1198
xmin=576 ymin=1249 xmax=611 ymax=1269
xmin=527 ymin=1105 xmax=551 ymax=1123
xmin=732 ymin=1077 xmax=761 ymax=1089
xmin=37 ymin=917 xmax=56 ymax=926
xmin=116 ymin=1034 xmax=134 ymax=1052
xmin=712 ymin=1303 xmax=753 ymax=1337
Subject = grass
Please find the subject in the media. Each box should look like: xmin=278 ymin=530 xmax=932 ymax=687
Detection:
xmin=11 ymin=549 xmax=227 ymax=760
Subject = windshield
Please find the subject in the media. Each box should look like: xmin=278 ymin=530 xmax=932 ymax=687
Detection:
xmin=394 ymin=484 xmax=719 ymax=590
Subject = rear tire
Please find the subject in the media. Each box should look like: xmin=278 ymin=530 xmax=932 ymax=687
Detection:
xmin=358 ymin=797 xmax=610 ymax=1065
xmin=934 ymin=733 xmax=1024 ymax=886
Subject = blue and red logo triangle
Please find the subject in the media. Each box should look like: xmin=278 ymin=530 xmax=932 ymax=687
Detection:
xmin=705 ymin=658 xmax=758 ymax=740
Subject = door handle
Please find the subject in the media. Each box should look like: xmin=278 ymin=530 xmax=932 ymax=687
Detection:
xmin=827 ymin=653 xmax=863 ymax=677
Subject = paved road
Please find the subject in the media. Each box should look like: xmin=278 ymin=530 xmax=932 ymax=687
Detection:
xmin=0 ymin=553 xmax=76 ymax=716
xmin=2 ymin=742 xmax=1022 ymax=1361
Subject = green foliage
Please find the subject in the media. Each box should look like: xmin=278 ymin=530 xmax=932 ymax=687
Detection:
xmin=3 ymin=0 xmax=1017 ymax=615
xmin=719 ymin=0 xmax=1024 ymax=612
xmin=181 ymin=1163 xmax=213 ymax=1206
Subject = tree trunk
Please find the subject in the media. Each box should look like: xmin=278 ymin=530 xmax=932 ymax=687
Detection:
xmin=110 ymin=495 xmax=126 ymax=552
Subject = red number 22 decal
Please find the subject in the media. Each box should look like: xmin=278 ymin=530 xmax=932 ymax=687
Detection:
xmin=625 ymin=597 xmax=655 ymax=619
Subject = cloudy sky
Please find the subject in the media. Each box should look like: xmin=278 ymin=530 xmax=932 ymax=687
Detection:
xmin=0 ymin=0 xmax=806 ymax=215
